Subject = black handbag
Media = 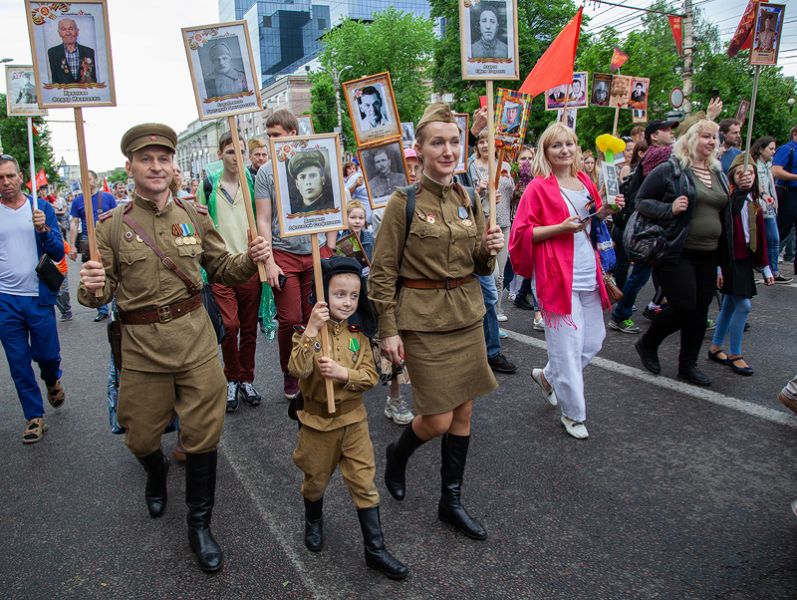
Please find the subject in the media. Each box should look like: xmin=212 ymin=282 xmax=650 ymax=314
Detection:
xmin=35 ymin=254 xmax=65 ymax=292
xmin=622 ymin=211 xmax=669 ymax=266
xmin=201 ymin=285 xmax=226 ymax=344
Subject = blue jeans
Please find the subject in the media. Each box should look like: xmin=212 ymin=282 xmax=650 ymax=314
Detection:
xmin=478 ymin=274 xmax=500 ymax=359
xmin=611 ymin=262 xmax=652 ymax=322
xmin=763 ymin=217 xmax=780 ymax=275
xmin=711 ymin=294 xmax=751 ymax=356
xmin=0 ymin=292 xmax=62 ymax=420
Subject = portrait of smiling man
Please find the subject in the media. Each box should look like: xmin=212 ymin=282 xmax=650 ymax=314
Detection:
xmin=47 ymin=17 xmax=96 ymax=84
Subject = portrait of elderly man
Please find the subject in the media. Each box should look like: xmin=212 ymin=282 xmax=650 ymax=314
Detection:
xmin=500 ymin=101 xmax=522 ymax=135
xmin=47 ymin=18 xmax=96 ymax=84
xmin=287 ymin=150 xmax=334 ymax=214
xmin=204 ymin=42 xmax=247 ymax=99
xmin=592 ymin=80 xmax=610 ymax=106
xmin=367 ymin=147 xmax=407 ymax=198
xmin=471 ymin=2 xmax=509 ymax=59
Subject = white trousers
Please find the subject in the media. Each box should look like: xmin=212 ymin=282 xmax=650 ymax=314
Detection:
xmin=543 ymin=289 xmax=605 ymax=422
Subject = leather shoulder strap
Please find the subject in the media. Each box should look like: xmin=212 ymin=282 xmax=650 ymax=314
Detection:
xmin=122 ymin=212 xmax=200 ymax=295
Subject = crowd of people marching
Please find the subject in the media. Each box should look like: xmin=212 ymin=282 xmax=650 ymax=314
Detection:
xmin=2 ymin=95 xmax=797 ymax=576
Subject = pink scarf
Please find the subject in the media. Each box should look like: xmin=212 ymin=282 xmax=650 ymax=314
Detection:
xmin=509 ymin=172 xmax=610 ymax=328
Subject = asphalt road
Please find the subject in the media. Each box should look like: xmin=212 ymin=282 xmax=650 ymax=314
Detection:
xmin=1 ymin=264 xmax=796 ymax=600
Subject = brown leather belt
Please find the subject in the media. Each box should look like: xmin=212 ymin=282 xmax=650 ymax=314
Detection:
xmin=119 ymin=293 xmax=202 ymax=325
xmin=401 ymin=275 xmax=474 ymax=290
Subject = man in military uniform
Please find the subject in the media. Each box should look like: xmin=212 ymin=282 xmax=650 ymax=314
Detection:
xmin=368 ymin=149 xmax=407 ymax=199
xmin=205 ymin=42 xmax=247 ymax=99
xmin=78 ymin=123 xmax=270 ymax=573
xmin=287 ymin=150 xmax=333 ymax=214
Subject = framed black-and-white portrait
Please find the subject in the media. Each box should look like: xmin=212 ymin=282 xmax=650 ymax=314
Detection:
xmin=495 ymin=88 xmax=531 ymax=144
xmin=591 ymin=73 xmax=613 ymax=108
xmin=297 ymin=115 xmax=315 ymax=136
xmin=750 ymin=3 xmax=785 ymax=66
xmin=453 ymin=112 xmax=470 ymax=174
xmin=270 ymin=134 xmax=347 ymax=237
xmin=602 ymin=162 xmax=619 ymax=198
xmin=358 ymin=139 xmax=409 ymax=210
xmin=628 ymin=77 xmax=650 ymax=110
xmin=343 ymin=72 xmax=401 ymax=147
xmin=5 ymin=65 xmax=47 ymax=117
xmin=182 ymin=20 xmax=262 ymax=121
xmin=25 ymin=0 xmax=116 ymax=108
xmin=631 ymin=109 xmax=648 ymax=124
xmin=459 ymin=0 xmax=519 ymax=81
xmin=545 ymin=72 xmax=588 ymax=111
xmin=401 ymin=122 xmax=415 ymax=148
xmin=556 ymin=108 xmax=578 ymax=131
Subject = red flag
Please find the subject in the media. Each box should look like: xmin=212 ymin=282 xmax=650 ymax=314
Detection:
xmin=32 ymin=124 xmax=40 ymax=136
xmin=26 ymin=169 xmax=48 ymax=191
xmin=518 ymin=8 xmax=583 ymax=97
xmin=727 ymin=0 xmax=768 ymax=57
xmin=669 ymin=16 xmax=683 ymax=56
xmin=102 ymin=177 xmax=111 ymax=193
xmin=610 ymin=47 xmax=629 ymax=72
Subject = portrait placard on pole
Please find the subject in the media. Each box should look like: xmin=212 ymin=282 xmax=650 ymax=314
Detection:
xmin=25 ymin=0 xmax=116 ymax=109
xmin=342 ymin=72 xmax=402 ymax=148
xmin=182 ymin=21 xmax=263 ymax=121
xmin=357 ymin=139 xmax=409 ymax=211
xmin=5 ymin=65 xmax=47 ymax=117
xmin=459 ymin=0 xmax=520 ymax=81
xmin=750 ymin=3 xmax=785 ymax=66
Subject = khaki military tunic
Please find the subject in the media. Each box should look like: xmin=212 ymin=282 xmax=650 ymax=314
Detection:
xmin=288 ymin=321 xmax=380 ymax=508
xmin=368 ymin=174 xmax=497 ymax=414
xmin=77 ymin=193 xmax=257 ymax=456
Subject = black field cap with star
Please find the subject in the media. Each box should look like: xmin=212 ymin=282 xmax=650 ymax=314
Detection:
xmin=287 ymin=150 xmax=325 ymax=180
xmin=415 ymin=102 xmax=458 ymax=136
xmin=120 ymin=123 xmax=178 ymax=158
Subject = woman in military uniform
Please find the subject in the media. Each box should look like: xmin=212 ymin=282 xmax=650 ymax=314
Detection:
xmin=369 ymin=103 xmax=504 ymax=540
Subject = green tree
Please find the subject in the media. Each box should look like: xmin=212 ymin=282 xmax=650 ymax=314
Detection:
xmin=0 ymin=94 xmax=60 ymax=189
xmin=106 ymin=167 xmax=128 ymax=184
xmin=310 ymin=8 xmax=436 ymax=150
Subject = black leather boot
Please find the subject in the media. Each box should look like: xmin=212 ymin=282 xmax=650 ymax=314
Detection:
xmin=186 ymin=451 xmax=224 ymax=573
xmin=438 ymin=433 xmax=487 ymax=540
xmin=356 ymin=506 xmax=409 ymax=580
xmin=384 ymin=422 xmax=426 ymax=501
xmin=137 ymin=449 xmax=169 ymax=518
xmin=303 ymin=497 xmax=323 ymax=552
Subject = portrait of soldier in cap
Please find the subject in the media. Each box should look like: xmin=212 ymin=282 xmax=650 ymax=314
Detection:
xmin=203 ymin=41 xmax=247 ymax=99
xmin=287 ymin=150 xmax=334 ymax=214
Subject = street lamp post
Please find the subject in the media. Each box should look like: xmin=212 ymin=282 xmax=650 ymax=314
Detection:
xmin=788 ymin=97 xmax=796 ymax=113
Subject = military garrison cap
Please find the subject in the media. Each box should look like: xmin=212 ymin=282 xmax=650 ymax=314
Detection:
xmin=287 ymin=150 xmax=326 ymax=180
xmin=416 ymin=102 xmax=458 ymax=136
xmin=120 ymin=123 xmax=178 ymax=158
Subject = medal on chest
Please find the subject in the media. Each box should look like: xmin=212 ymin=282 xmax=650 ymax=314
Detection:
xmin=458 ymin=205 xmax=472 ymax=227
xmin=348 ymin=337 xmax=360 ymax=361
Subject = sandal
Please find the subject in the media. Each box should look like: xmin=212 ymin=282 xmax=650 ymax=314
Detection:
xmin=22 ymin=418 xmax=47 ymax=444
xmin=47 ymin=380 xmax=65 ymax=408
xmin=728 ymin=355 xmax=754 ymax=376
xmin=707 ymin=348 xmax=730 ymax=365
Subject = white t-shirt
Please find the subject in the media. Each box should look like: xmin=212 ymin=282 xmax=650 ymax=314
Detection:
xmin=0 ymin=200 xmax=40 ymax=296
xmin=559 ymin=186 xmax=597 ymax=292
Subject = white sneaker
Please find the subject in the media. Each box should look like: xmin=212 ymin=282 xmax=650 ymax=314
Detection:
xmin=560 ymin=415 xmax=589 ymax=440
xmin=531 ymin=368 xmax=557 ymax=406
xmin=533 ymin=317 xmax=545 ymax=331
xmin=384 ymin=395 xmax=413 ymax=425
xmin=226 ymin=381 xmax=239 ymax=413
xmin=497 ymin=313 xmax=508 ymax=322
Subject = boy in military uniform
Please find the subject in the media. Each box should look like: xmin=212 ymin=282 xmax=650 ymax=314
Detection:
xmin=78 ymin=123 xmax=271 ymax=574
xmin=288 ymin=256 xmax=408 ymax=580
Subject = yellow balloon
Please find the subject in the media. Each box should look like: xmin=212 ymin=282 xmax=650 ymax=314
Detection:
xmin=595 ymin=133 xmax=626 ymax=154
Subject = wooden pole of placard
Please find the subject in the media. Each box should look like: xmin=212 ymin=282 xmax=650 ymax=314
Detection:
xmin=743 ymin=65 xmax=761 ymax=169
xmin=227 ymin=116 xmax=267 ymax=282
xmin=74 ymin=107 xmax=102 ymax=297
xmin=26 ymin=117 xmax=37 ymax=206
xmin=311 ymin=236 xmax=337 ymax=414
xmin=612 ymin=70 xmax=621 ymax=136
xmin=485 ymin=81 xmax=497 ymax=233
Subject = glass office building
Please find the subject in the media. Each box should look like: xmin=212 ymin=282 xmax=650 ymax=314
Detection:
xmin=219 ymin=1 xmax=430 ymax=87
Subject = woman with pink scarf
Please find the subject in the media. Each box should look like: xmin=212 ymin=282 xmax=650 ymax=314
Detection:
xmin=509 ymin=123 xmax=624 ymax=439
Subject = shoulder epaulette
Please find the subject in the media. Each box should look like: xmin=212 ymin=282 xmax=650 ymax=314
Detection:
xmin=293 ymin=325 xmax=306 ymax=333
xmin=98 ymin=209 xmax=115 ymax=222
xmin=194 ymin=203 xmax=209 ymax=215
xmin=348 ymin=324 xmax=361 ymax=333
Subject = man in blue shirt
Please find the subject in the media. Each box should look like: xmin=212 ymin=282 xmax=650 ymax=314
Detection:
xmin=68 ymin=170 xmax=116 ymax=320
xmin=719 ymin=118 xmax=742 ymax=174
xmin=0 ymin=155 xmax=65 ymax=444
xmin=774 ymin=124 xmax=797 ymax=274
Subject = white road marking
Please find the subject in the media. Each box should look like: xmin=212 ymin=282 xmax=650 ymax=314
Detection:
xmin=503 ymin=329 xmax=797 ymax=429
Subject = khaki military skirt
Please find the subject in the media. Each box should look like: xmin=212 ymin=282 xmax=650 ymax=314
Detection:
xmin=401 ymin=321 xmax=497 ymax=415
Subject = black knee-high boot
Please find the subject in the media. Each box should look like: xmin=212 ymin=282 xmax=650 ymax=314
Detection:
xmin=303 ymin=497 xmax=323 ymax=552
xmin=186 ymin=450 xmax=224 ymax=573
xmin=438 ymin=433 xmax=487 ymax=540
xmin=137 ymin=448 xmax=169 ymax=518
xmin=357 ymin=506 xmax=409 ymax=580
xmin=384 ymin=422 xmax=426 ymax=501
